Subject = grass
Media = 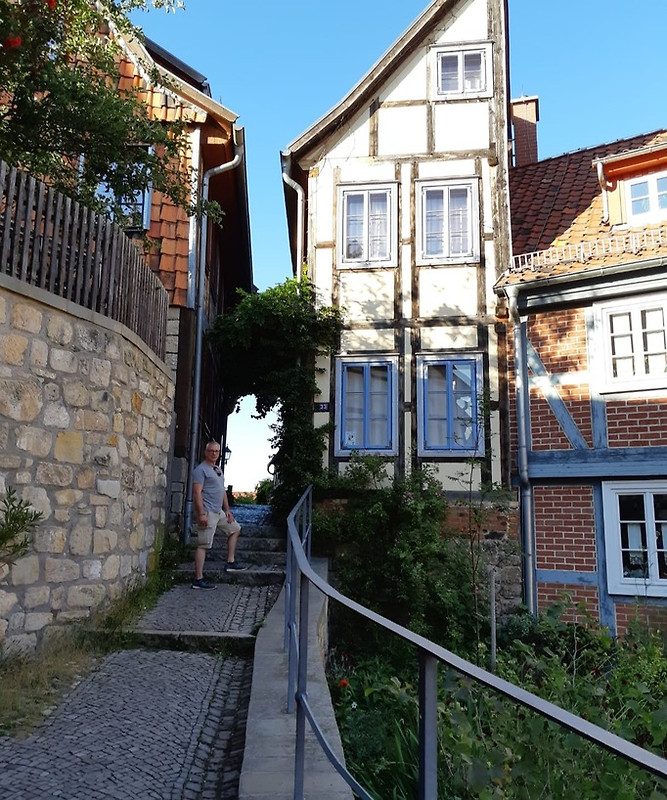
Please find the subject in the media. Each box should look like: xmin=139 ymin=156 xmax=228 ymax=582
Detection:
xmin=0 ymin=533 xmax=187 ymax=738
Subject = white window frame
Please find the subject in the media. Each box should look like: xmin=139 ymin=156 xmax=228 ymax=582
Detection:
xmin=337 ymin=183 xmax=398 ymax=268
xmin=625 ymin=169 xmax=667 ymax=225
xmin=95 ymin=145 xmax=153 ymax=232
xmin=594 ymin=294 xmax=667 ymax=393
xmin=431 ymin=42 xmax=492 ymax=99
xmin=334 ymin=356 xmax=398 ymax=456
xmin=416 ymin=354 xmax=484 ymax=457
xmin=602 ymin=481 xmax=667 ymax=597
xmin=416 ymin=179 xmax=479 ymax=264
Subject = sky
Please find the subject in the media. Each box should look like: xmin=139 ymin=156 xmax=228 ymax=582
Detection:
xmin=132 ymin=0 xmax=667 ymax=491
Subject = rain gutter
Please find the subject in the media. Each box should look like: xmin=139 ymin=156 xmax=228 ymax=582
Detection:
xmin=281 ymin=151 xmax=304 ymax=281
xmin=504 ymin=285 xmax=537 ymax=615
xmin=183 ymin=127 xmax=244 ymax=540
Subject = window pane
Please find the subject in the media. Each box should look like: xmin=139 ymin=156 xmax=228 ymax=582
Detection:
xmin=619 ymin=494 xmax=648 ymax=578
xmin=658 ymin=177 xmax=667 ymax=210
xmin=368 ymin=192 xmax=388 ymax=260
xmin=642 ymin=307 xmax=666 ymax=375
xmin=424 ymin=189 xmax=445 ymax=256
xmin=369 ymin=366 xmax=390 ymax=447
xmin=610 ymin=312 xmax=635 ymax=378
xmin=463 ymin=51 xmax=483 ymax=91
xmin=451 ymin=363 xmax=474 ymax=446
xmin=439 ymin=54 xmax=460 ymax=92
xmin=630 ymin=181 xmax=650 ymax=215
xmin=425 ymin=364 xmax=448 ymax=448
xmin=448 ymin=187 xmax=470 ymax=256
xmin=345 ymin=194 xmax=365 ymax=260
xmin=654 ymin=496 xmax=667 ymax=580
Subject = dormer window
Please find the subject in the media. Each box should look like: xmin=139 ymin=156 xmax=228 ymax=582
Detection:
xmin=627 ymin=171 xmax=667 ymax=224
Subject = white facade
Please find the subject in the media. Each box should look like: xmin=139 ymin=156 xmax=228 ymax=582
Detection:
xmin=283 ymin=0 xmax=512 ymax=493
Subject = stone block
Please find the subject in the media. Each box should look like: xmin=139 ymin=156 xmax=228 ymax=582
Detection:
xmin=0 ymin=589 xmax=18 ymax=617
xmin=50 ymin=347 xmax=78 ymax=373
xmin=90 ymin=358 xmax=111 ymax=387
xmin=10 ymin=555 xmax=40 ymax=585
xmin=54 ymin=432 xmax=84 ymax=464
xmin=30 ymin=339 xmax=48 ymax=368
xmin=62 ymin=379 xmax=90 ymax=407
xmin=53 ymin=489 xmax=83 ymax=508
xmin=43 ymin=402 xmax=71 ymax=428
xmin=24 ymin=585 xmax=49 ymax=609
xmin=93 ymin=528 xmax=118 ymax=554
xmin=83 ymin=560 xmax=102 ymax=580
xmin=67 ymin=584 xmax=106 ymax=608
xmin=3 ymin=633 xmax=37 ymax=655
xmin=101 ymin=555 xmax=120 ymax=580
xmin=76 ymin=466 xmax=96 ymax=489
xmin=21 ymin=486 xmax=51 ymax=519
xmin=74 ymin=409 xmax=109 ymax=431
xmin=0 ymin=333 xmax=29 ymax=365
xmin=33 ymin=526 xmax=67 ymax=553
xmin=0 ymin=379 xmax=42 ymax=421
xmin=45 ymin=557 xmax=80 ymax=582
xmin=16 ymin=425 xmax=53 ymax=457
xmin=69 ymin=521 xmax=92 ymax=555
xmin=24 ymin=612 xmax=53 ymax=632
xmin=97 ymin=479 xmax=121 ymax=498
xmin=46 ymin=316 xmax=73 ymax=345
xmin=36 ymin=462 xmax=74 ymax=486
xmin=12 ymin=304 xmax=42 ymax=333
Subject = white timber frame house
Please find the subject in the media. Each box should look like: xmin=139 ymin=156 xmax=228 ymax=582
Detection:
xmin=282 ymin=0 xmax=513 ymax=495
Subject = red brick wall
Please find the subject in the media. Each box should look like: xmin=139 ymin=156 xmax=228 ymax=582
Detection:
xmin=537 ymin=583 xmax=600 ymax=622
xmin=534 ymin=485 xmax=597 ymax=572
xmin=615 ymin=601 xmax=667 ymax=638
xmin=606 ymin=397 xmax=667 ymax=447
xmin=528 ymin=309 xmax=588 ymax=374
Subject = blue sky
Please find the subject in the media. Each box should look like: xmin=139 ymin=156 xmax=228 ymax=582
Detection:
xmin=132 ymin=0 xmax=667 ymax=491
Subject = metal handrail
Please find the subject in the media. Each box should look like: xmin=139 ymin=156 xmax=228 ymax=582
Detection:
xmin=285 ymin=485 xmax=667 ymax=800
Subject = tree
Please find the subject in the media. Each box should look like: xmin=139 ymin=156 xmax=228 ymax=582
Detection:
xmin=0 ymin=487 xmax=42 ymax=568
xmin=0 ymin=0 xmax=216 ymax=223
xmin=209 ymin=278 xmax=342 ymax=514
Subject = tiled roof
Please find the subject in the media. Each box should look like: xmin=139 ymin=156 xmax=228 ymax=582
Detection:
xmin=502 ymin=130 xmax=667 ymax=286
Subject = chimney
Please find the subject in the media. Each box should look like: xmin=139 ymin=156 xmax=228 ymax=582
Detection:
xmin=510 ymin=96 xmax=540 ymax=167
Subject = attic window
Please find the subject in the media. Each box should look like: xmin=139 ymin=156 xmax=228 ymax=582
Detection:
xmin=626 ymin=170 xmax=667 ymax=225
xmin=433 ymin=43 xmax=492 ymax=99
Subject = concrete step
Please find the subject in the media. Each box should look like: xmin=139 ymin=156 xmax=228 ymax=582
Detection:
xmin=176 ymin=563 xmax=285 ymax=586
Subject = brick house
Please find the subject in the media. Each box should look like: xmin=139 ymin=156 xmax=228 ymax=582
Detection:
xmin=497 ymin=100 xmax=667 ymax=635
xmin=281 ymin=0 xmax=513 ymax=504
xmin=119 ymin=36 xmax=253 ymax=528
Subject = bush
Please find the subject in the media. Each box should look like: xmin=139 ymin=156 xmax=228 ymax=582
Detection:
xmin=254 ymin=478 xmax=273 ymax=505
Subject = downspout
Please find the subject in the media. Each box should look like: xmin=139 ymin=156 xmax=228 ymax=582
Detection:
xmin=505 ymin=285 xmax=537 ymax=615
xmin=183 ymin=127 xmax=244 ymax=541
xmin=281 ymin=151 xmax=304 ymax=281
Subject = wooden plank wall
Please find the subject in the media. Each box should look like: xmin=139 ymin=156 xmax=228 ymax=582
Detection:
xmin=0 ymin=161 xmax=167 ymax=360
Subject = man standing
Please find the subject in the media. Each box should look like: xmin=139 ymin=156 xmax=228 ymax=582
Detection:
xmin=191 ymin=441 xmax=246 ymax=589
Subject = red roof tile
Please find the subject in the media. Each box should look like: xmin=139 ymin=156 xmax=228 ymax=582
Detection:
xmin=502 ymin=130 xmax=667 ymax=286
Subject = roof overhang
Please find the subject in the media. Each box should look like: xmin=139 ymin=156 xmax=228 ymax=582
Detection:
xmin=593 ymin=142 xmax=667 ymax=181
xmin=496 ymin=256 xmax=667 ymax=314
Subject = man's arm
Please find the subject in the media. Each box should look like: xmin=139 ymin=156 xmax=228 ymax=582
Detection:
xmin=193 ymin=483 xmax=207 ymax=526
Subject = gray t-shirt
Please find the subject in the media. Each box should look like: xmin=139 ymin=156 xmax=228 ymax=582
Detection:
xmin=192 ymin=462 xmax=225 ymax=513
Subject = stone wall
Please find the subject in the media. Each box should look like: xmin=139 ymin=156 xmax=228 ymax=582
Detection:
xmin=0 ymin=274 xmax=175 ymax=653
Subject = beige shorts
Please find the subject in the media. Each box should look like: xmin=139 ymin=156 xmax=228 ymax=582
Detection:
xmin=196 ymin=510 xmax=241 ymax=549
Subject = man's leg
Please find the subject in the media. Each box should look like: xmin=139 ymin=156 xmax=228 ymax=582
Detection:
xmin=226 ymin=527 xmax=240 ymax=563
xmin=194 ymin=545 xmax=207 ymax=580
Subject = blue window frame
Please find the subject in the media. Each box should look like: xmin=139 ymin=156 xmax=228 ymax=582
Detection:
xmin=417 ymin=355 xmax=482 ymax=456
xmin=337 ymin=359 xmax=396 ymax=453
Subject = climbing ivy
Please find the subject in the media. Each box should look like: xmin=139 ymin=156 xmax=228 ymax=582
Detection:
xmin=209 ymin=277 xmax=342 ymax=516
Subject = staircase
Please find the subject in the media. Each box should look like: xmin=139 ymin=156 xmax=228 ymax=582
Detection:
xmin=177 ymin=504 xmax=286 ymax=586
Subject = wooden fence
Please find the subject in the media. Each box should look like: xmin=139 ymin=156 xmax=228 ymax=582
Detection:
xmin=0 ymin=160 xmax=167 ymax=360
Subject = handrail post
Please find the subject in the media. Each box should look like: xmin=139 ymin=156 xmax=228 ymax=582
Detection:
xmin=418 ymin=651 xmax=438 ymax=800
xmin=293 ymin=567 xmax=310 ymax=799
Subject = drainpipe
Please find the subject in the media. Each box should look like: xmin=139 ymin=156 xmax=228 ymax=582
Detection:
xmin=281 ymin=151 xmax=304 ymax=281
xmin=183 ymin=127 xmax=244 ymax=542
xmin=505 ymin=285 xmax=537 ymax=615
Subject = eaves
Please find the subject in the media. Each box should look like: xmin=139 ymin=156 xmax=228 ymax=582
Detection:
xmin=497 ymin=256 xmax=667 ymax=314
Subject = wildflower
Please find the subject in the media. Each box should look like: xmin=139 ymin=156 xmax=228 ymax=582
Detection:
xmin=3 ymin=35 xmax=21 ymax=49
xmin=351 ymin=701 xmax=357 ymax=709
xmin=338 ymin=679 xmax=350 ymax=688
xmin=45 ymin=0 xmax=56 ymax=7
